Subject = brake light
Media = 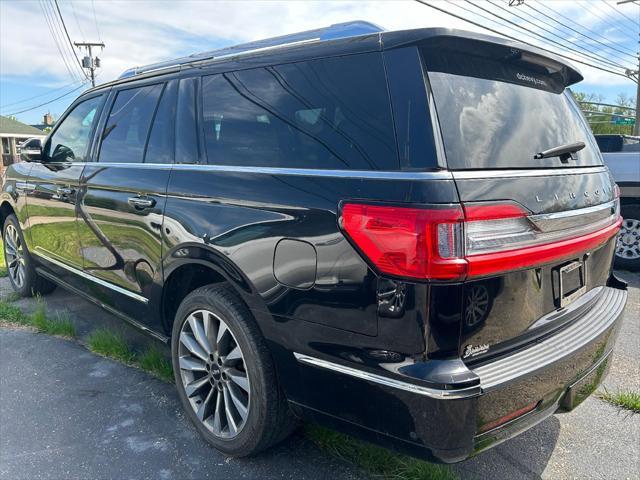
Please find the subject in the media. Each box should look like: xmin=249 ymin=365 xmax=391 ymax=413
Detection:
xmin=340 ymin=200 xmax=621 ymax=281
xmin=339 ymin=204 xmax=466 ymax=280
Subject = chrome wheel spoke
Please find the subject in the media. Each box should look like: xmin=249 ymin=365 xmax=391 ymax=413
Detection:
xmin=196 ymin=388 xmax=215 ymax=421
xmin=222 ymin=386 xmax=239 ymax=435
xmin=203 ymin=311 xmax=218 ymax=353
xmin=188 ymin=314 xmax=212 ymax=355
xmin=185 ymin=375 xmax=210 ymax=397
xmin=180 ymin=332 xmax=208 ymax=361
xmin=211 ymin=391 xmax=223 ymax=435
xmin=227 ymin=368 xmax=249 ymax=392
xmin=227 ymin=383 xmax=249 ymax=420
xmin=223 ymin=346 xmax=242 ymax=364
xmin=179 ymin=356 xmax=207 ymax=372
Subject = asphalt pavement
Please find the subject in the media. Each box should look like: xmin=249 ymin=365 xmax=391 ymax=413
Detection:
xmin=0 ymin=271 xmax=639 ymax=480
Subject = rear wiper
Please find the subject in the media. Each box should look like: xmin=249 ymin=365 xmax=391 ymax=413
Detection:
xmin=534 ymin=141 xmax=585 ymax=163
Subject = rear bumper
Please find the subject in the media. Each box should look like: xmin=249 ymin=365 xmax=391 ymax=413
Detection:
xmin=294 ymin=284 xmax=626 ymax=463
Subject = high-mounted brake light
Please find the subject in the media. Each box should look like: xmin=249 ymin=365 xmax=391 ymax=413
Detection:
xmin=340 ymin=200 xmax=621 ymax=281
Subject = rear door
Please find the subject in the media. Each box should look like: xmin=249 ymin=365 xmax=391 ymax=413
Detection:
xmin=77 ymin=80 xmax=176 ymax=331
xmin=421 ymin=40 xmax=620 ymax=361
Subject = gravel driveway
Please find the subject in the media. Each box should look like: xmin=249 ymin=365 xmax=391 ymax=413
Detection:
xmin=1 ymin=271 xmax=638 ymax=479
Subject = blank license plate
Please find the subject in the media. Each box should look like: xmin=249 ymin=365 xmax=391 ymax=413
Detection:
xmin=559 ymin=260 xmax=586 ymax=308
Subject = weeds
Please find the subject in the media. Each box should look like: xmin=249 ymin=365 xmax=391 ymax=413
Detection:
xmin=599 ymin=389 xmax=640 ymax=413
xmin=0 ymin=296 xmax=75 ymax=338
xmin=87 ymin=329 xmax=136 ymax=363
xmin=139 ymin=345 xmax=174 ymax=382
xmin=306 ymin=424 xmax=459 ymax=480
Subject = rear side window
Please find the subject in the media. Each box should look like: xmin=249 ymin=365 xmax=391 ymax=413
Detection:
xmin=145 ymin=81 xmax=177 ymax=163
xmin=201 ymin=53 xmax=398 ymax=170
xmin=423 ymin=47 xmax=602 ymax=170
xmin=99 ymin=84 xmax=163 ymax=164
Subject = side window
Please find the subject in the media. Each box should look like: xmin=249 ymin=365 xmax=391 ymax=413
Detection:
xmin=46 ymin=96 xmax=101 ymax=162
xmin=201 ymin=53 xmax=398 ymax=170
xmin=175 ymin=78 xmax=199 ymax=164
xmin=99 ymin=84 xmax=163 ymax=164
xmin=144 ymin=81 xmax=177 ymax=164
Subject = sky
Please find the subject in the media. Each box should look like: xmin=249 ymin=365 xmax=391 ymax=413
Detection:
xmin=1 ymin=0 xmax=638 ymax=125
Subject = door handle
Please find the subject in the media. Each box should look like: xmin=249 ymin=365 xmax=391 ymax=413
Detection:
xmin=56 ymin=186 xmax=75 ymax=196
xmin=128 ymin=196 xmax=156 ymax=209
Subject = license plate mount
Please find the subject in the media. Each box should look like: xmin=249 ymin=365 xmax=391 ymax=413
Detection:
xmin=558 ymin=260 xmax=587 ymax=308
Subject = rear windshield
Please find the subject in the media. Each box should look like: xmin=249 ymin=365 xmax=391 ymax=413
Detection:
xmin=424 ymin=49 xmax=602 ymax=170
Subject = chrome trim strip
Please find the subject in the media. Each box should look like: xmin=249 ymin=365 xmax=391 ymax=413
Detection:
xmin=452 ymin=166 xmax=608 ymax=180
xmin=293 ymin=353 xmax=481 ymax=399
xmin=36 ymin=267 xmax=167 ymax=343
xmin=528 ymin=200 xmax=617 ymax=233
xmin=54 ymin=162 xmax=454 ymax=180
xmin=33 ymin=250 xmax=149 ymax=304
xmin=474 ymin=287 xmax=626 ymax=391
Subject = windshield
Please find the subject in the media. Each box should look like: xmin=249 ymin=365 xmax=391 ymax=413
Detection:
xmin=427 ymin=68 xmax=602 ymax=170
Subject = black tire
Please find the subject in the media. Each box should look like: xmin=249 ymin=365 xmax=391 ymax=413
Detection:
xmin=171 ymin=284 xmax=297 ymax=456
xmin=2 ymin=214 xmax=56 ymax=297
xmin=615 ymin=204 xmax=640 ymax=272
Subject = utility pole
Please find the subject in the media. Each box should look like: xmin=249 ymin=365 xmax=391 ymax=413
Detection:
xmin=74 ymin=42 xmax=105 ymax=87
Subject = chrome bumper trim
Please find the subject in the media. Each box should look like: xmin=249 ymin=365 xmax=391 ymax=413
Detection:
xmin=293 ymin=353 xmax=481 ymax=399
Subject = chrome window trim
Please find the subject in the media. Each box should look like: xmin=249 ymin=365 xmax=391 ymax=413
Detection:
xmin=39 ymin=162 xmax=608 ymax=181
xmin=32 ymin=250 xmax=149 ymax=304
xmin=60 ymin=162 xmax=455 ymax=180
xmin=452 ymin=166 xmax=608 ymax=179
xmin=293 ymin=352 xmax=481 ymax=399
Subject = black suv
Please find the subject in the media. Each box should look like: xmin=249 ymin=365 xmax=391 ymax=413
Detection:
xmin=1 ymin=22 xmax=627 ymax=463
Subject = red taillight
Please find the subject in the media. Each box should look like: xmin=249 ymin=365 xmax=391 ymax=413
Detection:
xmin=340 ymin=203 xmax=466 ymax=280
xmin=340 ymin=200 xmax=621 ymax=281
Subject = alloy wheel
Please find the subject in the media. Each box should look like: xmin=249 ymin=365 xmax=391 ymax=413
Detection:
xmin=4 ymin=224 xmax=25 ymax=289
xmin=616 ymin=218 xmax=640 ymax=260
xmin=178 ymin=309 xmax=250 ymax=438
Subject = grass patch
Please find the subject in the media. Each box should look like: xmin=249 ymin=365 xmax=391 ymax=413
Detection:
xmin=306 ymin=425 xmax=459 ymax=480
xmin=600 ymin=390 xmax=640 ymax=413
xmin=0 ymin=296 xmax=75 ymax=338
xmin=87 ymin=329 xmax=136 ymax=363
xmin=139 ymin=345 xmax=174 ymax=382
xmin=87 ymin=329 xmax=174 ymax=380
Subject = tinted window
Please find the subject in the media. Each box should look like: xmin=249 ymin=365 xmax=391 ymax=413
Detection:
xmin=424 ymin=49 xmax=602 ymax=170
xmin=595 ymin=136 xmax=623 ymax=153
xmin=145 ymin=81 xmax=177 ymax=163
xmin=46 ymin=96 xmax=101 ymax=162
xmin=175 ymin=78 xmax=199 ymax=164
xmin=99 ymin=84 xmax=163 ymax=163
xmin=202 ymin=53 xmax=398 ymax=170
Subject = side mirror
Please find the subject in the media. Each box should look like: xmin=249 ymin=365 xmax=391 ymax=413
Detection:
xmin=19 ymin=139 xmax=43 ymax=162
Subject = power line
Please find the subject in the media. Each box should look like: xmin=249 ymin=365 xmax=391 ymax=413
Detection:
xmin=91 ymin=0 xmax=102 ymax=43
xmin=597 ymin=0 xmax=639 ymax=31
xmin=38 ymin=0 xmax=81 ymax=82
xmin=486 ymin=0 xmax=633 ymax=70
xmin=414 ymin=0 xmax=633 ymax=80
xmin=43 ymin=0 xmax=87 ymax=82
xmin=524 ymin=2 xmax=638 ymax=61
xmin=0 ymin=80 xmax=83 ymax=110
xmin=69 ymin=0 xmax=86 ymax=42
xmin=2 ymin=83 xmax=88 ymax=117
xmin=466 ymin=0 xmax=630 ymax=71
xmin=580 ymin=0 xmax=638 ymax=35
xmin=52 ymin=0 xmax=90 ymax=81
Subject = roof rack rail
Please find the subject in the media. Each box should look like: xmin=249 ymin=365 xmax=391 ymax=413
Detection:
xmin=118 ymin=20 xmax=384 ymax=79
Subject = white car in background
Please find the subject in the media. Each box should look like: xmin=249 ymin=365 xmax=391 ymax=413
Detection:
xmin=596 ymin=134 xmax=640 ymax=271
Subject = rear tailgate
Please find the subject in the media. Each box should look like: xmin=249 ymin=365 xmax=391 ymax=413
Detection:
xmin=421 ymin=38 xmax=621 ymax=362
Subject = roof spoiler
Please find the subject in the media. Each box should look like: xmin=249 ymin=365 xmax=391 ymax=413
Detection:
xmin=119 ymin=20 xmax=384 ymax=79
